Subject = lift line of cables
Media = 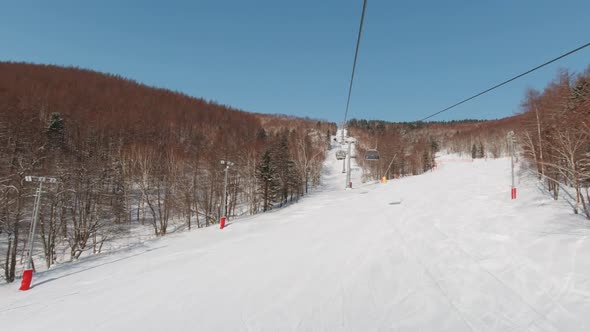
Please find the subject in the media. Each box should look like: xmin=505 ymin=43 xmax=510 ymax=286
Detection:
xmin=419 ymin=40 xmax=590 ymax=122
xmin=341 ymin=0 xmax=368 ymax=136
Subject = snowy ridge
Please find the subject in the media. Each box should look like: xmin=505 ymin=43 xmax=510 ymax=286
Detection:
xmin=2 ymin=137 xmax=590 ymax=331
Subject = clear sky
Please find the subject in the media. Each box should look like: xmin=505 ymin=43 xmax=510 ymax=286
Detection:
xmin=1 ymin=0 xmax=589 ymax=123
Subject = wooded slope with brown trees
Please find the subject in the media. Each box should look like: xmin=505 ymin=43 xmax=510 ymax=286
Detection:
xmin=0 ymin=62 xmax=335 ymax=282
xmin=518 ymin=68 xmax=590 ymax=218
xmin=349 ymin=66 xmax=589 ymax=221
xmin=348 ymin=117 xmax=520 ymax=181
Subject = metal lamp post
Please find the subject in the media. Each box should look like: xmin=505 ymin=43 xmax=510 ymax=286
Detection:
xmin=20 ymin=176 xmax=57 ymax=291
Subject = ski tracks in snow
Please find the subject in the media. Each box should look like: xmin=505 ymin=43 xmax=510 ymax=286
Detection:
xmin=3 ymin=152 xmax=590 ymax=331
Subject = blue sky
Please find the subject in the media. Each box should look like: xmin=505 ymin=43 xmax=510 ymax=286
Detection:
xmin=1 ymin=0 xmax=589 ymax=123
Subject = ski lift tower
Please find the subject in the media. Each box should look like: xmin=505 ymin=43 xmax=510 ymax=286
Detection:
xmin=20 ymin=176 xmax=58 ymax=291
xmin=340 ymin=127 xmax=347 ymax=173
xmin=345 ymin=137 xmax=356 ymax=189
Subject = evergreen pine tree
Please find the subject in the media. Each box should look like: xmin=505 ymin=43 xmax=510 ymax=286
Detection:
xmin=256 ymin=150 xmax=279 ymax=212
xmin=46 ymin=112 xmax=65 ymax=149
xmin=422 ymin=150 xmax=432 ymax=172
xmin=478 ymin=142 xmax=485 ymax=158
xmin=429 ymin=136 xmax=439 ymax=167
xmin=273 ymin=133 xmax=292 ymax=205
xmin=286 ymin=159 xmax=300 ymax=201
xmin=256 ymin=128 xmax=267 ymax=141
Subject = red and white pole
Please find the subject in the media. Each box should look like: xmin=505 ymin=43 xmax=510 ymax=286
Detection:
xmin=219 ymin=160 xmax=233 ymax=230
xmin=508 ymin=131 xmax=517 ymax=200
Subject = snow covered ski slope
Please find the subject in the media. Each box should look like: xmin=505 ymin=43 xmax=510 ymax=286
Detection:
xmin=2 ymin=143 xmax=590 ymax=331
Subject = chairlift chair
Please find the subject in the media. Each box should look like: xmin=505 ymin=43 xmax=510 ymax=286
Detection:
xmin=335 ymin=150 xmax=347 ymax=160
xmin=365 ymin=149 xmax=380 ymax=161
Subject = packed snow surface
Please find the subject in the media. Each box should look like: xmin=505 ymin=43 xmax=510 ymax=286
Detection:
xmin=2 ymin=143 xmax=590 ymax=331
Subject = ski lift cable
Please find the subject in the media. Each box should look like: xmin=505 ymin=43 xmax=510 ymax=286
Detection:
xmin=418 ymin=41 xmax=590 ymax=122
xmin=342 ymin=0 xmax=368 ymax=133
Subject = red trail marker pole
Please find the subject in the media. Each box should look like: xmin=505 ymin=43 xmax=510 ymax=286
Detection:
xmin=508 ymin=131 xmax=517 ymax=200
xmin=219 ymin=160 xmax=233 ymax=230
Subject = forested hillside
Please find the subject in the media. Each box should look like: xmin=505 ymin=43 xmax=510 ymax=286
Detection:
xmin=0 ymin=62 xmax=335 ymax=282
xmin=350 ymin=67 xmax=590 ymax=220
xmin=2 ymin=62 xmax=588 ymax=285
xmin=348 ymin=117 xmax=519 ymax=181
xmin=518 ymin=69 xmax=590 ymax=218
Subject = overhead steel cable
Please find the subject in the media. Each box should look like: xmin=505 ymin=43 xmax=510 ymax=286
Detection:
xmin=342 ymin=0 xmax=368 ymax=137
xmin=419 ymin=41 xmax=590 ymax=122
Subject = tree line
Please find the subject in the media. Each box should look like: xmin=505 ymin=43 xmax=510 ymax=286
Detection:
xmin=519 ymin=68 xmax=590 ymax=218
xmin=0 ymin=62 xmax=335 ymax=283
xmin=348 ymin=66 xmax=590 ymax=221
xmin=347 ymin=119 xmax=440 ymax=180
xmin=347 ymin=117 xmax=516 ymax=182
